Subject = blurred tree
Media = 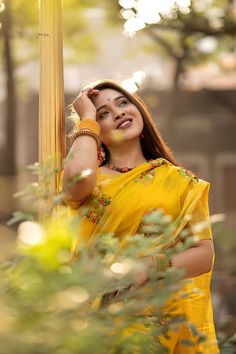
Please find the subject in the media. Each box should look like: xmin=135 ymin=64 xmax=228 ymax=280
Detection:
xmin=0 ymin=0 xmax=101 ymax=175
xmin=0 ymin=0 xmax=37 ymax=175
xmin=109 ymin=0 xmax=236 ymax=89
xmin=0 ymin=0 xmax=16 ymax=175
xmin=62 ymin=0 xmax=99 ymax=64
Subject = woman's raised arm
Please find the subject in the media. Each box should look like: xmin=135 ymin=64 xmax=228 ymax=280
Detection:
xmin=63 ymin=88 xmax=99 ymax=202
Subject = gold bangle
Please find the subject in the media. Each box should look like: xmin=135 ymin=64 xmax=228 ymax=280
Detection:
xmin=76 ymin=119 xmax=101 ymax=136
xmin=153 ymin=254 xmax=169 ymax=272
xmin=168 ymin=257 xmax=173 ymax=268
xmin=71 ymin=129 xmax=101 ymax=147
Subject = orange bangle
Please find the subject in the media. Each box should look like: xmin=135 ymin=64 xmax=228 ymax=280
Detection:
xmin=76 ymin=119 xmax=101 ymax=136
xmin=70 ymin=129 xmax=101 ymax=147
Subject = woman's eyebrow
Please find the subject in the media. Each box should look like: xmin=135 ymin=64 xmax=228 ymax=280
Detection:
xmin=97 ymin=95 xmax=126 ymax=112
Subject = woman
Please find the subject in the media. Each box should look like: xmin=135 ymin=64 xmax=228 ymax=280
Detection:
xmin=63 ymin=80 xmax=219 ymax=353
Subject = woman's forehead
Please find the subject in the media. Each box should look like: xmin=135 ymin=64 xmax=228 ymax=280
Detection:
xmin=92 ymin=88 xmax=125 ymax=107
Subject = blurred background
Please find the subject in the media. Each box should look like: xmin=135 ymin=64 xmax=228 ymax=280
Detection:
xmin=0 ymin=0 xmax=236 ymax=337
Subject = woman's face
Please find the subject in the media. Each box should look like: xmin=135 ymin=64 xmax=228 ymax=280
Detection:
xmin=91 ymin=88 xmax=144 ymax=147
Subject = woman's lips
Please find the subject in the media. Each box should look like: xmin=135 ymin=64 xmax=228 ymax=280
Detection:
xmin=116 ymin=119 xmax=132 ymax=129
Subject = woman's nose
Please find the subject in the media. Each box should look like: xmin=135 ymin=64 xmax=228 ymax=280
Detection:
xmin=114 ymin=111 xmax=125 ymax=120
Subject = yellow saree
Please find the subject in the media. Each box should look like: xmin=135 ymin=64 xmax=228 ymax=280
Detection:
xmin=66 ymin=158 xmax=219 ymax=353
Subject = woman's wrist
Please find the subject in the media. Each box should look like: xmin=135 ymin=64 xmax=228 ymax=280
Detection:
xmin=70 ymin=119 xmax=101 ymax=147
xmin=81 ymin=116 xmax=97 ymax=121
xmin=72 ymin=130 xmax=100 ymax=148
xmin=145 ymin=254 xmax=173 ymax=272
xmin=80 ymin=115 xmax=97 ymax=122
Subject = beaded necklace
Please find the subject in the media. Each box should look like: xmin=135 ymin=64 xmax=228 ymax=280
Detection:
xmin=107 ymin=160 xmax=149 ymax=173
xmin=107 ymin=164 xmax=134 ymax=173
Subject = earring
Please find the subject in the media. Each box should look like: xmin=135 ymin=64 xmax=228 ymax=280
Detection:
xmin=97 ymin=145 xmax=106 ymax=166
xmin=140 ymin=133 xmax=144 ymax=139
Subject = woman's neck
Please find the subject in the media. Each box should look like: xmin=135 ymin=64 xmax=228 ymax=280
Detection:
xmin=108 ymin=140 xmax=146 ymax=168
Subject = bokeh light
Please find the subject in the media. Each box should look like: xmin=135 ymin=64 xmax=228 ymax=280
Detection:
xmin=0 ymin=1 xmax=5 ymax=13
xmin=56 ymin=286 xmax=90 ymax=309
xmin=110 ymin=261 xmax=132 ymax=274
xmin=17 ymin=221 xmax=44 ymax=245
xmin=121 ymin=0 xmax=192 ymax=35
xmin=121 ymin=70 xmax=146 ymax=93
xmin=195 ymin=36 xmax=218 ymax=53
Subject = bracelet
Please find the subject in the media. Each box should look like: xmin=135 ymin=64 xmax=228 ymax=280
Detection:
xmin=168 ymin=257 xmax=173 ymax=268
xmin=76 ymin=119 xmax=101 ymax=136
xmin=151 ymin=254 xmax=170 ymax=272
xmin=71 ymin=129 xmax=101 ymax=147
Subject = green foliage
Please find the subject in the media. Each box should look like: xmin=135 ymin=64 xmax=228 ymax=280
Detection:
xmin=1 ymin=164 xmax=210 ymax=354
xmin=217 ymin=332 xmax=236 ymax=354
xmin=0 ymin=214 xmax=191 ymax=353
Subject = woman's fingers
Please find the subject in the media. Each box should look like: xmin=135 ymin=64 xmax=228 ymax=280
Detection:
xmin=72 ymin=89 xmax=97 ymax=106
xmin=72 ymin=88 xmax=98 ymax=119
xmin=81 ymin=88 xmax=99 ymax=96
xmin=87 ymin=88 xmax=99 ymax=97
xmin=88 ymin=91 xmax=99 ymax=98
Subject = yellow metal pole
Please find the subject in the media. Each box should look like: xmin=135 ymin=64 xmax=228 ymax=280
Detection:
xmin=39 ymin=0 xmax=65 ymax=204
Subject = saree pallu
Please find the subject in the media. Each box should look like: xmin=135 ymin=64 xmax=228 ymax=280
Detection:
xmin=66 ymin=158 xmax=219 ymax=353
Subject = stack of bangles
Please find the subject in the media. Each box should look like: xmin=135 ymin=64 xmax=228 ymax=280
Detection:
xmin=70 ymin=118 xmax=101 ymax=148
xmin=149 ymin=254 xmax=173 ymax=272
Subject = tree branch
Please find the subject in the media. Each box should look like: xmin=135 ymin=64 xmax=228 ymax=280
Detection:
xmin=148 ymin=21 xmax=236 ymax=37
xmin=145 ymin=27 xmax=181 ymax=59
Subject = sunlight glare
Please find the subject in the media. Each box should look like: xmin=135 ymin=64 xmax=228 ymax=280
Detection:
xmin=122 ymin=78 xmax=138 ymax=93
xmin=0 ymin=1 xmax=5 ymax=12
xmin=176 ymin=0 xmax=191 ymax=7
xmin=121 ymin=0 xmax=194 ymax=35
xmin=80 ymin=169 xmax=92 ymax=178
xmin=119 ymin=0 xmax=136 ymax=9
xmin=155 ymin=0 xmax=176 ymax=15
xmin=18 ymin=221 xmax=44 ymax=245
xmin=124 ymin=17 xmax=145 ymax=35
xmin=195 ymin=36 xmax=218 ymax=53
xmin=121 ymin=9 xmax=136 ymax=20
xmin=179 ymin=6 xmax=191 ymax=14
xmin=121 ymin=70 xmax=146 ymax=93
xmin=111 ymin=261 xmax=132 ymax=274
xmin=193 ymin=0 xmax=213 ymax=12
xmin=132 ymin=70 xmax=146 ymax=85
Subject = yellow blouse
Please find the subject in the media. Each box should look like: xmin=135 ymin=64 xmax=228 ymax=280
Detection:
xmin=65 ymin=158 xmax=219 ymax=353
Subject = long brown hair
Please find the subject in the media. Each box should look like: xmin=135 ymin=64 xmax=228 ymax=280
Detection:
xmin=71 ymin=79 xmax=177 ymax=166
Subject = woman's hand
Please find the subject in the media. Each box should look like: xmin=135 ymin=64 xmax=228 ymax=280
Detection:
xmin=72 ymin=88 xmax=99 ymax=120
xmin=129 ymin=256 xmax=152 ymax=290
xmin=130 ymin=255 xmax=168 ymax=290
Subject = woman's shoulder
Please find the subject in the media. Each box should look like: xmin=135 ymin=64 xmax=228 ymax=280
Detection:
xmin=161 ymin=159 xmax=209 ymax=187
xmin=173 ymin=165 xmax=199 ymax=182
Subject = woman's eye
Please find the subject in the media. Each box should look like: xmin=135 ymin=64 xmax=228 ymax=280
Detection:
xmin=119 ymin=100 xmax=128 ymax=107
xmin=99 ymin=111 xmax=108 ymax=119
